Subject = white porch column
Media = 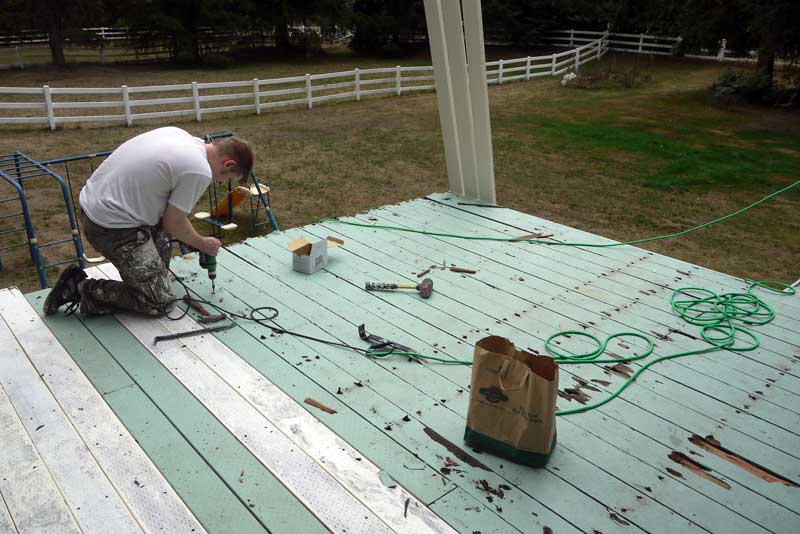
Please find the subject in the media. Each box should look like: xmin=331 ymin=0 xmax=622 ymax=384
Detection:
xmin=462 ymin=0 xmax=496 ymax=204
xmin=423 ymin=0 xmax=496 ymax=203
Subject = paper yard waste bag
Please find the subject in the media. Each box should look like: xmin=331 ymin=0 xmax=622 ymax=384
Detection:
xmin=464 ymin=336 xmax=558 ymax=467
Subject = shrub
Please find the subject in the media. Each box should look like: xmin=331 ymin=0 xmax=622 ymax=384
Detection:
xmin=711 ymin=70 xmax=772 ymax=104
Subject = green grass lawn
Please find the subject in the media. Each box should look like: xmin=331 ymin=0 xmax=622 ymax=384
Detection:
xmin=0 ymin=50 xmax=798 ymax=292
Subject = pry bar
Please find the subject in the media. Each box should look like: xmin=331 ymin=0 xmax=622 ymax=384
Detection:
xmin=153 ymin=323 xmax=234 ymax=345
xmin=358 ymin=323 xmax=414 ymax=353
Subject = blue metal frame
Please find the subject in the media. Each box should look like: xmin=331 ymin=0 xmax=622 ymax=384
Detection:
xmin=0 ymin=152 xmax=86 ymax=288
xmin=0 ymin=131 xmax=276 ymax=288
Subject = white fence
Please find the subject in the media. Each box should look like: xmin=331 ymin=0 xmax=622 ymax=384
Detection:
xmin=0 ymin=26 xmax=345 ymax=70
xmin=545 ymin=29 xmax=681 ymax=56
xmin=0 ymin=34 xmax=608 ymax=130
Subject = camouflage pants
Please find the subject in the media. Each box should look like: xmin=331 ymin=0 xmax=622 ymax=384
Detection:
xmin=78 ymin=211 xmax=176 ymax=316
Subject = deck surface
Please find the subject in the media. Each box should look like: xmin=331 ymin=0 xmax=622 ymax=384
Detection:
xmin=2 ymin=194 xmax=799 ymax=534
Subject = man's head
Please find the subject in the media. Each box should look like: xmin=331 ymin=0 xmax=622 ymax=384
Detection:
xmin=207 ymin=137 xmax=254 ymax=184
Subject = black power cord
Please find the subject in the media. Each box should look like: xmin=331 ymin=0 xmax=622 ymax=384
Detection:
xmin=160 ymin=240 xmax=390 ymax=358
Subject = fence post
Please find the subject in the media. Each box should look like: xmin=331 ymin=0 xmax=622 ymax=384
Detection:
xmin=575 ymin=48 xmax=580 ymax=73
xmin=569 ymin=29 xmax=574 ymax=47
xmin=15 ymin=45 xmax=23 ymax=69
xmin=192 ymin=81 xmax=201 ymax=122
xmin=354 ymin=68 xmax=360 ymax=101
xmin=305 ymin=74 xmax=312 ymax=109
xmin=122 ymin=85 xmax=132 ymax=127
xmin=498 ymin=59 xmax=504 ymax=84
xmin=551 ymin=53 xmax=556 ymax=75
xmin=525 ymin=56 xmax=531 ymax=80
xmin=638 ymin=33 xmax=644 ymax=53
xmin=597 ymin=38 xmax=601 ymax=60
xmin=717 ymin=38 xmax=727 ymax=61
xmin=396 ymin=65 xmax=402 ymax=96
xmin=253 ymin=79 xmax=261 ymax=115
xmin=43 ymin=85 xmax=55 ymax=131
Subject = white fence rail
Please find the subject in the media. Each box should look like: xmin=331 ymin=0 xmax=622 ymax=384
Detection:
xmin=1 ymin=34 xmax=609 ymax=130
xmin=0 ymin=26 xmax=346 ymax=70
xmin=544 ymin=29 xmax=681 ymax=56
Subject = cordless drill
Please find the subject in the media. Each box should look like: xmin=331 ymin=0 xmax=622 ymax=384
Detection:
xmin=198 ymin=251 xmax=217 ymax=294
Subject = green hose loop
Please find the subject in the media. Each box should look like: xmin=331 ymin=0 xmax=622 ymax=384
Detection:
xmin=555 ymin=281 xmax=778 ymax=415
xmin=323 ymin=182 xmax=798 ymax=415
xmin=545 ymin=331 xmax=654 ymax=364
xmin=746 ymin=278 xmax=796 ymax=295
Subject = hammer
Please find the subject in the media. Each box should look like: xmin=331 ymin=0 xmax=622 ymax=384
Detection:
xmin=365 ymin=278 xmax=433 ymax=299
xmin=183 ymin=295 xmax=227 ymax=323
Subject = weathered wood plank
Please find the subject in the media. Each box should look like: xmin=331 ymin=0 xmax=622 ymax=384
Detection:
xmin=388 ymin=199 xmax=800 ymax=356
xmin=167 ymin=250 xmax=590 ymax=533
xmin=429 ymin=488 xmax=524 ymax=534
xmin=25 ymin=293 xmax=301 ymax=534
xmin=0 ymin=494 xmax=17 ymax=534
xmin=0 ymin=289 xmax=206 ymax=534
xmin=95 ymin=262 xmax=458 ymax=534
xmin=349 ymin=208 xmax=800 ymax=406
xmin=426 ymin=193 xmax=800 ymax=328
xmin=304 ymin=218 xmax=800 ymax=458
xmin=87 ymin=267 xmax=411 ymax=534
xmin=0 ymin=383 xmax=79 ymax=534
xmin=0 ymin=294 xmax=141 ymax=534
xmin=273 ymin=226 xmax=795 ymax=531
xmin=214 ymin=235 xmax=738 ymax=534
xmin=343 ymin=204 xmax=800 ymax=432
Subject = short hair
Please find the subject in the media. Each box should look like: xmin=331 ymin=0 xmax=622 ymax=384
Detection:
xmin=214 ymin=137 xmax=254 ymax=183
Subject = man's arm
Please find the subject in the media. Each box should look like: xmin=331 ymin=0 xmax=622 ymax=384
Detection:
xmin=162 ymin=203 xmax=221 ymax=256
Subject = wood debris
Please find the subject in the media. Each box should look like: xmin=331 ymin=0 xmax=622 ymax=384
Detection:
xmin=304 ymin=398 xmax=337 ymax=414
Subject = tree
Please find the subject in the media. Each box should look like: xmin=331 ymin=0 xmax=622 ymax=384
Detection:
xmin=0 ymin=0 xmax=105 ymax=65
xmin=114 ymin=0 xmax=253 ymax=63
xmin=481 ymin=0 xmax=563 ymax=45
xmin=350 ymin=0 xmax=426 ymax=55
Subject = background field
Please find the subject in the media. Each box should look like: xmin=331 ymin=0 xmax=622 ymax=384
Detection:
xmin=1 ymin=49 xmax=798 ymax=292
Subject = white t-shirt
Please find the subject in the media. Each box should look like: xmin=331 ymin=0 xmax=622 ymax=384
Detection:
xmin=80 ymin=127 xmax=212 ymax=228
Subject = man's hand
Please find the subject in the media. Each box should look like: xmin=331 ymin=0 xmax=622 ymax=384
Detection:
xmin=163 ymin=203 xmax=219 ymax=253
xmin=197 ymin=236 xmax=221 ymax=256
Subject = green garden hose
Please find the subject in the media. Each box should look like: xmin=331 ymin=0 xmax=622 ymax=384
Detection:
xmin=320 ymin=179 xmax=799 ymax=248
xmin=323 ymin=180 xmax=799 ymax=416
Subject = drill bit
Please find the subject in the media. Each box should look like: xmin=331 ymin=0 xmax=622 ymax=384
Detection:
xmin=211 ymin=280 xmax=216 ymax=294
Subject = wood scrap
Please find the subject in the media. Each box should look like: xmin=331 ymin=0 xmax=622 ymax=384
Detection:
xmin=304 ymin=398 xmax=337 ymax=414
xmin=510 ymin=233 xmax=553 ymax=241
xmin=450 ymin=266 xmax=477 ymax=274
xmin=457 ymin=202 xmax=505 ymax=208
xmin=417 ymin=268 xmax=431 ymax=278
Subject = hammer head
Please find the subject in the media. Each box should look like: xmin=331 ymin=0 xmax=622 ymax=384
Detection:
xmin=418 ymin=278 xmax=433 ymax=298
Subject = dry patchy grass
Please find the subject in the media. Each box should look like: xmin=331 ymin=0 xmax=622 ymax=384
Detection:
xmin=1 ymin=52 xmax=798 ymax=292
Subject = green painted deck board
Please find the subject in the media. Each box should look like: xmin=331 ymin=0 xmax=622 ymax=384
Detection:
xmin=319 ymin=210 xmax=800 ymax=443
xmin=307 ymin=214 xmax=800 ymax=517
xmin=343 ymin=208 xmax=800 ymax=408
xmin=283 ymin=224 xmax=796 ymax=529
xmin=258 ymin=222 xmax=800 ymax=482
xmin=427 ymin=193 xmax=800 ymax=336
xmin=26 ymin=292 xmax=327 ymax=534
xmin=303 ymin=219 xmax=800 ymax=461
xmin=8 ymin=195 xmax=798 ymax=534
xmin=325 ymin=205 xmax=800 ymax=446
xmin=171 ymin=254 xmax=579 ymax=534
xmin=382 ymin=199 xmax=800 ymax=366
xmin=228 ymin=234 xmax=749 ymax=534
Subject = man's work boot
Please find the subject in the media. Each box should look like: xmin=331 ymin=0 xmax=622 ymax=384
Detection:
xmin=43 ymin=264 xmax=87 ymax=315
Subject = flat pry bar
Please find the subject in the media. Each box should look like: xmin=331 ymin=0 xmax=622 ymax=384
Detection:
xmin=153 ymin=323 xmax=234 ymax=345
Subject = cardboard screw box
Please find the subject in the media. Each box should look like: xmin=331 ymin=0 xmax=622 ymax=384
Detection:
xmin=288 ymin=235 xmax=344 ymax=274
